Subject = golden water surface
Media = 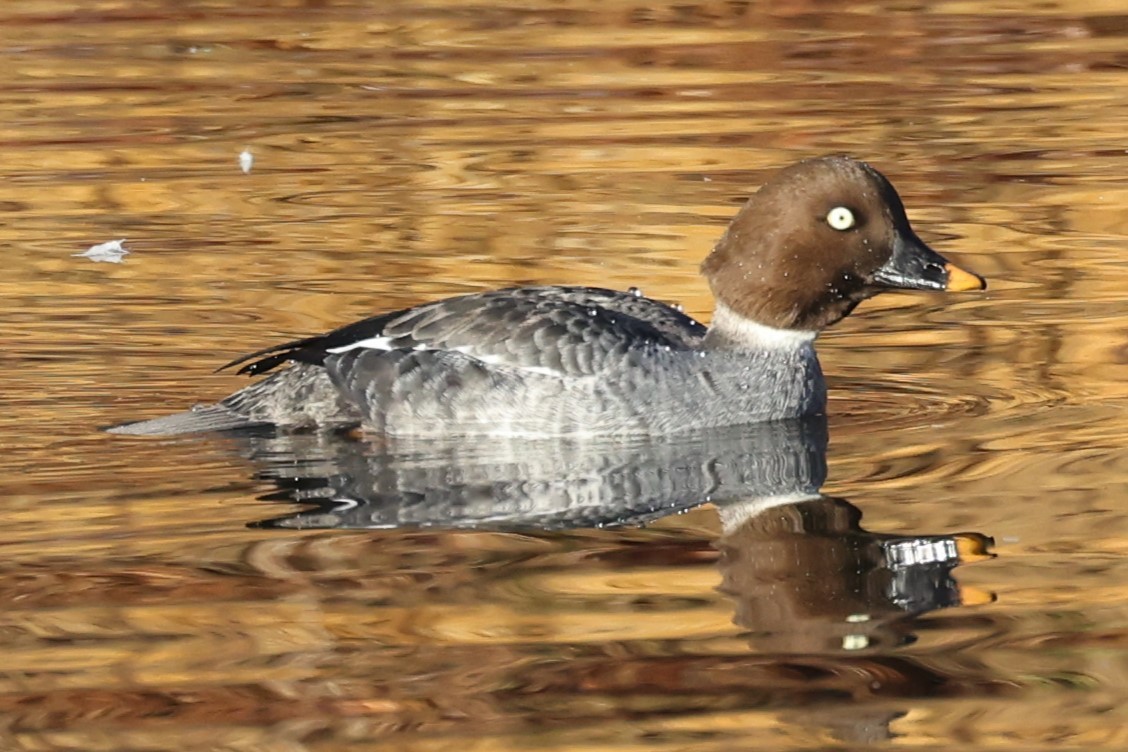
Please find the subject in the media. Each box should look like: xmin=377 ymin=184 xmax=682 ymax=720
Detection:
xmin=4 ymin=1 xmax=1128 ymax=750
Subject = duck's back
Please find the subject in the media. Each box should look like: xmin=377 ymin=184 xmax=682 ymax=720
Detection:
xmin=232 ymin=285 xmax=708 ymax=377
xmin=110 ymin=286 xmax=739 ymax=437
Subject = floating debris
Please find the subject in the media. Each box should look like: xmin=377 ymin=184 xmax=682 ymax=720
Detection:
xmin=239 ymin=148 xmax=253 ymax=174
xmin=73 ymin=239 xmax=129 ymax=264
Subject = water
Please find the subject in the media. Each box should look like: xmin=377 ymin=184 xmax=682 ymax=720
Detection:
xmin=4 ymin=1 xmax=1128 ymax=749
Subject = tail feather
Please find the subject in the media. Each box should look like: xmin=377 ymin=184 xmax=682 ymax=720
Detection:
xmin=104 ymin=404 xmax=265 ymax=436
xmin=105 ymin=363 xmax=362 ymax=437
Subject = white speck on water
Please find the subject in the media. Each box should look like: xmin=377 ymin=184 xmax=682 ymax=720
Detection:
xmin=703 ymin=176 xmax=712 ymax=182
xmin=73 ymin=239 xmax=129 ymax=264
xmin=239 ymin=148 xmax=254 ymax=174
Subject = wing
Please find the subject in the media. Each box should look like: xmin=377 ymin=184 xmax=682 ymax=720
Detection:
xmin=220 ymin=286 xmax=707 ymax=378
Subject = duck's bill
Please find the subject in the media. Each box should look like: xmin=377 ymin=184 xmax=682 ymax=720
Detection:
xmin=872 ymin=231 xmax=986 ymax=292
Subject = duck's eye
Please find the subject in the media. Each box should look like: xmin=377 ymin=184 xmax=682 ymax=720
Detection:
xmin=826 ymin=206 xmax=856 ymax=231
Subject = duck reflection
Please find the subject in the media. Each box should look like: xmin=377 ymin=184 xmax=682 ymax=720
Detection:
xmin=226 ymin=420 xmax=995 ymax=745
xmin=244 ymin=418 xmax=827 ymax=531
xmin=235 ymin=416 xmax=992 ymax=651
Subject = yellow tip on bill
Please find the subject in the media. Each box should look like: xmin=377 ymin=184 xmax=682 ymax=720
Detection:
xmin=955 ymin=534 xmax=995 ymax=563
xmin=945 ymin=262 xmax=987 ymax=292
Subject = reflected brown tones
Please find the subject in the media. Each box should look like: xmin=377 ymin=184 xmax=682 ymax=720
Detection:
xmin=717 ymin=496 xmax=995 ymax=654
xmin=4 ymin=0 xmax=1128 ymax=750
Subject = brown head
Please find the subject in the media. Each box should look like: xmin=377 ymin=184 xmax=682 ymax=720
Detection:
xmin=701 ymin=156 xmax=985 ymax=332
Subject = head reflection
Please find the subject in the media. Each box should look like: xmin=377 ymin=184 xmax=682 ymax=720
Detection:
xmin=715 ymin=495 xmax=992 ymax=654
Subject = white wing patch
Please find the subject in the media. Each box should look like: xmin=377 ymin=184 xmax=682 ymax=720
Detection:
xmin=326 ymin=336 xmax=395 ymax=354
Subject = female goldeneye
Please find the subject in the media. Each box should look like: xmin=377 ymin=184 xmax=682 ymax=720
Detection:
xmin=108 ymin=156 xmax=985 ymax=437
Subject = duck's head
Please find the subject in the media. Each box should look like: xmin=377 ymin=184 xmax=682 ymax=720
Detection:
xmin=702 ymin=155 xmax=985 ymax=334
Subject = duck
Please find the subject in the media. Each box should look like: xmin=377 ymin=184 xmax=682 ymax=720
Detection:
xmin=107 ymin=155 xmax=985 ymax=438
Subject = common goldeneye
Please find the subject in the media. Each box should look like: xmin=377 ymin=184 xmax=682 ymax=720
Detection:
xmin=108 ymin=156 xmax=985 ymax=438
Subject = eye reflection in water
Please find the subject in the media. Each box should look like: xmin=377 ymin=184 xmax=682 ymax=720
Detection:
xmin=219 ymin=417 xmax=996 ymax=745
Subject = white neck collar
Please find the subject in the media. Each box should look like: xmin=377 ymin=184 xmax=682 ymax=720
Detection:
xmin=715 ymin=493 xmax=825 ymax=533
xmin=707 ymin=302 xmax=817 ymax=350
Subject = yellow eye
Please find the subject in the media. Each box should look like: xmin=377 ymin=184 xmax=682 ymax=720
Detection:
xmin=826 ymin=206 xmax=856 ymax=231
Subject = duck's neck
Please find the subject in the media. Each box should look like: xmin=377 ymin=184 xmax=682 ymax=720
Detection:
xmin=704 ymin=302 xmax=818 ymax=351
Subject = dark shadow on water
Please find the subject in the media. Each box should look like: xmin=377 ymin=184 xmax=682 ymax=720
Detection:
xmin=217 ymin=418 xmax=999 ymax=744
